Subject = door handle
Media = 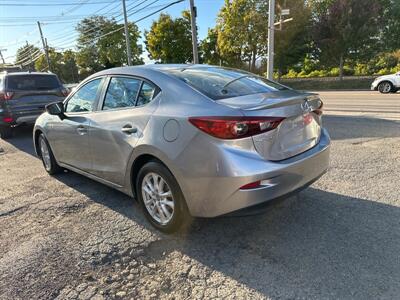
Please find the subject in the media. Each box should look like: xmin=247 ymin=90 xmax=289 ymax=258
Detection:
xmin=122 ymin=125 xmax=137 ymax=134
xmin=76 ymin=125 xmax=88 ymax=135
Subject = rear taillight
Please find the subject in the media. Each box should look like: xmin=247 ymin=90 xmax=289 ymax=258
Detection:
xmin=188 ymin=116 xmax=284 ymax=139
xmin=3 ymin=117 xmax=13 ymax=123
xmin=0 ymin=91 xmax=14 ymax=101
xmin=61 ymin=88 xmax=70 ymax=97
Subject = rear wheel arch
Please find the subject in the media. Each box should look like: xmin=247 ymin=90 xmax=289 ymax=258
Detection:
xmin=130 ymin=154 xmax=171 ymax=198
xmin=34 ymin=129 xmax=44 ymax=157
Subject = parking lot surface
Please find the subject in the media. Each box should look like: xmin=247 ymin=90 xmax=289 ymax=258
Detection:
xmin=0 ymin=92 xmax=399 ymax=299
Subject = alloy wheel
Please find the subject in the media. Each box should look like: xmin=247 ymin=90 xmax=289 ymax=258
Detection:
xmin=379 ymin=82 xmax=392 ymax=93
xmin=141 ymin=172 xmax=175 ymax=225
xmin=40 ymin=138 xmax=51 ymax=171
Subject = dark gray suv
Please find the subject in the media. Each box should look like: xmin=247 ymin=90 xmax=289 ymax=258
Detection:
xmin=0 ymin=71 xmax=68 ymax=139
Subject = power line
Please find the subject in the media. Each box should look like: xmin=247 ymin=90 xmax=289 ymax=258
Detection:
xmin=42 ymin=0 xmax=145 ymax=42
xmin=3 ymin=42 xmax=42 ymax=60
xmin=63 ymin=0 xmax=185 ymax=48
xmin=47 ymin=0 xmax=156 ymax=48
xmin=0 ymin=1 xmax=127 ymax=6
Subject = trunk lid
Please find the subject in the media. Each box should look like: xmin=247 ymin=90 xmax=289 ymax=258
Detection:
xmin=217 ymin=90 xmax=323 ymax=161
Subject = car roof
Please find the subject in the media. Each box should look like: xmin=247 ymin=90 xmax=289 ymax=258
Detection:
xmin=92 ymin=64 xmax=215 ymax=76
xmin=5 ymin=72 xmax=57 ymax=77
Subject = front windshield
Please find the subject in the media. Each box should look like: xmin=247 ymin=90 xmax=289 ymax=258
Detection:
xmin=164 ymin=67 xmax=288 ymax=100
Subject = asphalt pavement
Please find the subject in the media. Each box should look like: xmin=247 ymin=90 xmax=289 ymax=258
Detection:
xmin=318 ymin=91 xmax=400 ymax=121
xmin=0 ymin=91 xmax=399 ymax=299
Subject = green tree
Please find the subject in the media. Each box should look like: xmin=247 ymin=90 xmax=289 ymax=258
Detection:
xmin=35 ymin=49 xmax=80 ymax=83
xmin=35 ymin=48 xmax=62 ymax=74
xmin=15 ymin=43 xmax=41 ymax=71
xmin=61 ymin=50 xmax=79 ymax=83
xmin=274 ymin=0 xmax=311 ymax=78
xmin=310 ymin=0 xmax=383 ymax=79
xmin=216 ymin=0 xmax=268 ymax=71
xmin=380 ymin=0 xmax=400 ymax=52
xmin=76 ymin=16 xmax=143 ymax=77
xmin=200 ymin=28 xmax=222 ymax=65
xmin=144 ymin=12 xmax=193 ymax=63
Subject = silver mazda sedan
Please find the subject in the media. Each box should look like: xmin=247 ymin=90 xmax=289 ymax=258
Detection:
xmin=33 ymin=65 xmax=330 ymax=232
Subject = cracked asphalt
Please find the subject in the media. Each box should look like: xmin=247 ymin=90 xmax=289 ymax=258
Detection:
xmin=1 ymin=100 xmax=400 ymax=299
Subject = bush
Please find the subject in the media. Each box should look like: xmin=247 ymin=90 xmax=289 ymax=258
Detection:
xmin=390 ymin=64 xmax=400 ymax=74
xmin=354 ymin=63 xmax=370 ymax=76
xmin=282 ymin=69 xmax=299 ymax=78
xmin=307 ymin=70 xmax=329 ymax=77
xmin=375 ymin=68 xmax=392 ymax=76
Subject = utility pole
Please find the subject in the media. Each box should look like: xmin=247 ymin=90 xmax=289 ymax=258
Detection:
xmin=26 ymin=41 xmax=33 ymax=71
xmin=122 ymin=0 xmax=132 ymax=66
xmin=37 ymin=21 xmax=51 ymax=71
xmin=189 ymin=0 xmax=199 ymax=64
xmin=267 ymin=0 xmax=275 ymax=80
xmin=0 ymin=48 xmax=6 ymax=64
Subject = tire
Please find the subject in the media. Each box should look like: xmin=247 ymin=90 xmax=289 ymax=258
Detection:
xmin=38 ymin=134 xmax=62 ymax=175
xmin=136 ymin=161 xmax=191 ymax=233
xmin=378 ymin=81 xmax=393 ymax=94
xmin=0 ymin=126 xmax=13 ymax=139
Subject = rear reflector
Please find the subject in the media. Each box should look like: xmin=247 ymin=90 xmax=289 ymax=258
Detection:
xmin=188 ymin=116 xmax=284 ymax=139
xmin=3 ymin=117 xmax=13 ymax=123
xmin=240 ymin=181 xmax=261 ymax=190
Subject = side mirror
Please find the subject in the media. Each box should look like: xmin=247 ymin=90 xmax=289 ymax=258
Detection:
xmin=46 ymin=101 xmax=66 ymax=120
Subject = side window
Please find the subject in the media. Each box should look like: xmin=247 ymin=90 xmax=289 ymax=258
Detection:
xmin=103 ymin=77 xmax=141 ymax=110
xmin=136 ymin=82 xmax=157 ymax=106
xmin=65 ymin=79 xmax=102 ymax=113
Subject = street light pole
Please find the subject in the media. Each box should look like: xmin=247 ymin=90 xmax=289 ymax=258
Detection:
xmin=267 ymin=0 xmax=275 ymax=80
xmin=122 ymin=0 xmax=132 ymax=66
xmin=189 ymin=0 xmax=199 ymax=64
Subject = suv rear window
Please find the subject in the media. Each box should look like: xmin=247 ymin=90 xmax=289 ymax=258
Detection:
xmin=163 ymin=67 xmax=288 ymax=100
xmin=6 ymin=75 xmax=60 ymax=91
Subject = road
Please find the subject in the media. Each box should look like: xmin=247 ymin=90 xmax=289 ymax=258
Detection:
xmin=318 ymin=91 xmax=400 ymax=121
xmin=0 ymin=92 xmax=399 ymax=299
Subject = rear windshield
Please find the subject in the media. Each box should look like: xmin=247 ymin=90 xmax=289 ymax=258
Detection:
xmin=164 ymin=67 xmax=288 ymax=100
xmin=6 ymin=75 xmax=60 ymax=91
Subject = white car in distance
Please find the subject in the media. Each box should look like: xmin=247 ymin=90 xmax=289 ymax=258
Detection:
xmin=371 ymin=71 xmax=400 ymax=93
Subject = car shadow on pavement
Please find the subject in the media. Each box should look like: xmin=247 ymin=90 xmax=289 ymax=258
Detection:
xmin=53 ymin=169 xmax=400 ymax=298
xmin=1 ymin=125 xmax=36 ymax=156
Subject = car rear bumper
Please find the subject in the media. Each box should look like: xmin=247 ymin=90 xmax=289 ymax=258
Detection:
xmin=180 ymin=128 xmax=331 ymax=217
xmin=0 ymin=110 xmax=43 ymax=126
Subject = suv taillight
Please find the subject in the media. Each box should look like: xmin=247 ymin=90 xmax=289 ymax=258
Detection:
xmin=0 ymin=91 xmax=14 ymax=101
xmin=188 ymin=116 xmax=284 ymax=139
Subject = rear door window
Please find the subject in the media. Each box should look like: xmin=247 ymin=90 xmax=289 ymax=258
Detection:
xmin=6 ymin=75 xmax=60 ymax=91
xmin=136 ymin=82 xmax=157 ymax=106
xmin=103 ymin=77 xmax=141 ymax=110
